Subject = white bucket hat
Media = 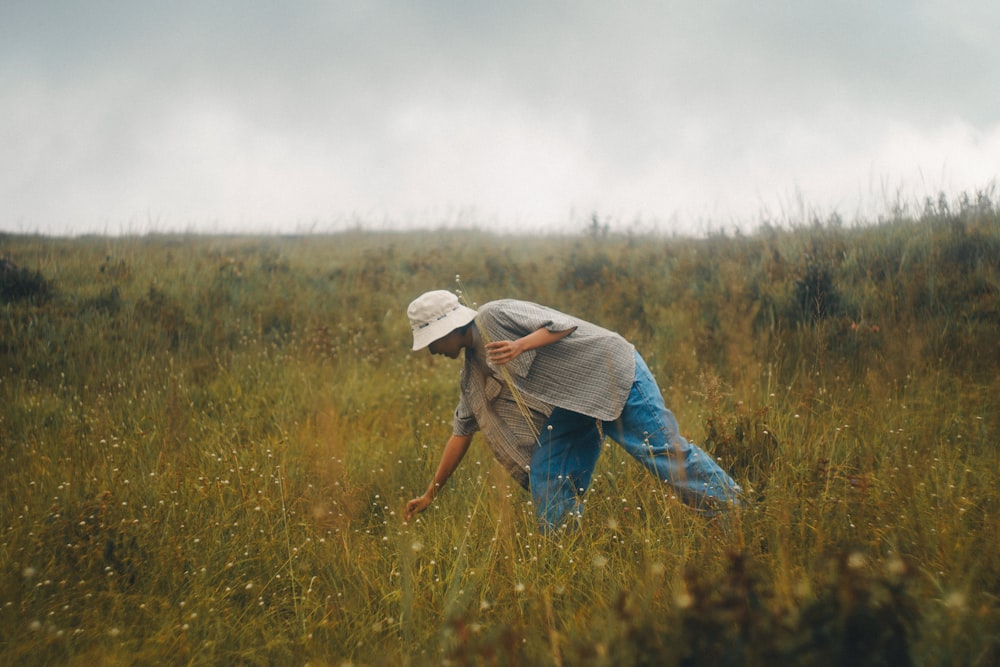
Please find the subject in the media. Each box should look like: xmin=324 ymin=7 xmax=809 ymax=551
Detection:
xmin=407 ymin=290 xmax=478 ymax=351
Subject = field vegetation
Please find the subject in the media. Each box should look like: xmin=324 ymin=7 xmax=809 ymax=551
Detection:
xmin=2 ymin=193 xmax=999 ymax=665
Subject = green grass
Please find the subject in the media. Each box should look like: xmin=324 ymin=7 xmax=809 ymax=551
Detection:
xmin=1 ymin=199 xmax=999 ymax=665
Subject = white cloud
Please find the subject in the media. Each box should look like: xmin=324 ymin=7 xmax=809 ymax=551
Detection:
xmin=1 ymin=1 xmax=997 ymax=235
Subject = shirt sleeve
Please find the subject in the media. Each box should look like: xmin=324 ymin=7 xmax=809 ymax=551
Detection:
xmin=452 ymin=393 xmax=479 ymax=437
xmin=480 ymin=300 xmax=578 ymax=338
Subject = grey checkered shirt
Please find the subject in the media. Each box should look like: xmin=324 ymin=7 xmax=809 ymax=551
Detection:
xmin=454 ymin=300 xmax=636 ymax=487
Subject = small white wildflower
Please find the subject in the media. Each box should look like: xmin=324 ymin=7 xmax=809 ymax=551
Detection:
xmin=944 ymin=591 xmax=967 ymax=612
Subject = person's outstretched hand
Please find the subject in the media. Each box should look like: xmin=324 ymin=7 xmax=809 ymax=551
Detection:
xmin=405 ymin=493 xmax=432 ymax=521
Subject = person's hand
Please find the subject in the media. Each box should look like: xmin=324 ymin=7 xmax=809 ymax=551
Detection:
xmin=405 ymin=493 xmax=432 ymax=521
xmin=486 ymin=339 xmax=523 ymax=365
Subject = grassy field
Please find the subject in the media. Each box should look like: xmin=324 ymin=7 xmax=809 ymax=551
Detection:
xmin=2 ymin=198 xmax=998 ymax=665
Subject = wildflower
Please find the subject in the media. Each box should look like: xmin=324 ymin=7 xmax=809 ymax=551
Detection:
xmin=944 ymin=591 xmax=967 ymax=612
xmin=886 ymin=556 xmax=907 ymax=578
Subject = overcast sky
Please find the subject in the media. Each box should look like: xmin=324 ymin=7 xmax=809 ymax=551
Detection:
xmin=2 ymin=1 xmax=998 ymax=236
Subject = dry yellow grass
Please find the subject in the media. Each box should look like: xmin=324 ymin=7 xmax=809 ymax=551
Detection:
xmin=1 ymin=204 xmax=998 ymax=664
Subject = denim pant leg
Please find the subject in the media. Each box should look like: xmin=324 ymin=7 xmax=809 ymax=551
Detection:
xmin=530 ymin=408 xmax=603 ymax=530
xmin=603 ymin=351 xmax=743 ymax=511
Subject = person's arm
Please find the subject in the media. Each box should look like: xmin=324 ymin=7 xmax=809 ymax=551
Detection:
xmin=486 ymin=326 xmax=575 ymax=365
xmin=404 ymin=433 xmax=473 ymax=521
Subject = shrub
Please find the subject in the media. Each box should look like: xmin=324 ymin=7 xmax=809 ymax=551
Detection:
xmin=794 ymin=262 xmax=841 ymax=323
xmin=0 ymin=257 xmax=51 ymax=304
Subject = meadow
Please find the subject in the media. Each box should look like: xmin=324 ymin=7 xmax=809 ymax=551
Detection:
xmin=1 ymin=195 xmax=998 ymax=665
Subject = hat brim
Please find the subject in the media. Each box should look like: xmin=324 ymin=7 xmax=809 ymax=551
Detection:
xmin=411 ymin=305 xmax=478 ymax=350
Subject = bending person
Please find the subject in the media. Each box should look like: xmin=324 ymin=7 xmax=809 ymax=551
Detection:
xmin=404 ymin=290 xmax=742 ymax=531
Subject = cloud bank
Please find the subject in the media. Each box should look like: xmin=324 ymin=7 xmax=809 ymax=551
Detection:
xmin=2 ymin=1 xmax=998 ymax=235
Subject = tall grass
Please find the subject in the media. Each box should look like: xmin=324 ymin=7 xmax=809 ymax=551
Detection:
xmin=1 ymin=198 xmax=998 ymax=664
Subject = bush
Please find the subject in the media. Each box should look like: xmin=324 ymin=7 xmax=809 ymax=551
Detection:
xmin=0 ymin=257 xmax=51 ymax=304
xmin=794 ymin=262 xmax=841 ymax=323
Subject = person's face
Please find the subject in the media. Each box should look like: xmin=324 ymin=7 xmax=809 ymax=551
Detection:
xmin=428 ymin=329 xmax=465 ymax=359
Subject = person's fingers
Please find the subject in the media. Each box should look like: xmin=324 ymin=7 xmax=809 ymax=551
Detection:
xmin=405 ymin=497 xmax=426 ymax=521
xmin=487 ymin=341 xmax=513 ymax=362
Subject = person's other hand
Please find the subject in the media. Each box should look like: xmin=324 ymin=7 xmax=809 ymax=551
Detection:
xmin=486 ymin=339 xmax=523 ymax=365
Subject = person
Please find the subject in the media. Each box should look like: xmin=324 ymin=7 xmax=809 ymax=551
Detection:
xmin=403 ymin=290 xmax=742 ymax=531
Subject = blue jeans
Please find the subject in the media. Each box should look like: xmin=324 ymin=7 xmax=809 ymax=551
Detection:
xmin=529 ymin=351 xmax=742 ymax=530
